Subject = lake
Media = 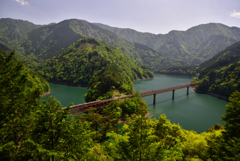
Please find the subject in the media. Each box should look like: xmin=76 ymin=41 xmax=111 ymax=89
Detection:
xmin=41 ymin=74 xmax=228 ymax=133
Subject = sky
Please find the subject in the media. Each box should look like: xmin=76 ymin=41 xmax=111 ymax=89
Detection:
xmin=0 ymin=0 xmax=240 ymax=34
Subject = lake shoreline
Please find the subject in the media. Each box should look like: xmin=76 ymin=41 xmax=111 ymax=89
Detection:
xmin=40 ymin=90 xmax=51 ymax=97
xmin=192 ymin=88 xmax=229 ymax=101
xmin=154 ymin=72 xmax=196 ymax=78
xmin=48 ymin=76 xmax=155 ymax=88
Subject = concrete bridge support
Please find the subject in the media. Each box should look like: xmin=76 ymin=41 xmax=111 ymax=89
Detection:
xmin=153 ymin=94 xmax=156 ymax=105
xmin=187 ymin=87 xmax=189 ymax=95
xmin=172 ymin=90 xmax=175 ymax=100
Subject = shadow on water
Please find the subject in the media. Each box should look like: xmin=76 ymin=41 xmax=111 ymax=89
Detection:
xmin=147 ymin=92 xmax=194 ymax=107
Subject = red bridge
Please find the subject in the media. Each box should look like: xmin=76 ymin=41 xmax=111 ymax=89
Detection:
xmin=63 ymin=82 xmax=199 ymax=114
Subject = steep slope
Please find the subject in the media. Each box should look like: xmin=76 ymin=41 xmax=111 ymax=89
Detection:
xmin=38 ymin=38 xmax=154 ymax=87
xmin=7 ymin=19 xmax=178 ymax=70
xmin=192 ymin=41 xmax=240 ymax=98
xmin=8 ymin=20 xmax=84 ymax=62
xmin=198 ymin=41 xmax=240 ymax=78
xmin=95 ymin=23 xmax=240 ymax=65
xmin=0 ymin=18 xmax=41 ymax=45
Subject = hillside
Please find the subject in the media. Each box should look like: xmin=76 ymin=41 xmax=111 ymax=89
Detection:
xmin=38 ymin=38 xmax=154 ymax=87
xmin=4 ymin=18 xmax=240 ymax=71
xmin=95 ymin=23 xmax=240 ymax=65
xmin=192 ymin=41 xmax=240 ymax=98
xmin=0 ymin=50 xmax=49 ymax=96
xmin=0 ymin=18 xmax=42 ymax=45
xmin=2 ymin=18 xmax=180 ymax=70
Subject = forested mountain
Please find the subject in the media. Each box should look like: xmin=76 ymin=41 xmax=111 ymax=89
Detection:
xmin=38 ymin=38 xmax=153 ymax=87
xmin=2 ymin=18 xmax=181 ymax=70
xmin=3 ymin=18 xmax=240 ymax=71
xmin=0 ymin=18 xmax=42 ymax=45
xmin=192 ymin=41 xmax=240 ymax=98
xmin=95 ymin=23 xmax=240 ymax=65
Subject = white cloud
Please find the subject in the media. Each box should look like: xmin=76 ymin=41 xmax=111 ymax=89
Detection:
xmin=230 ymin=10 xmax=240 ymax=18
xmin=16 ymin=0 xmax=29 ymax=6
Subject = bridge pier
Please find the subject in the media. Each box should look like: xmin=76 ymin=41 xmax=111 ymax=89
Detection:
xmin=172 ymin=90 xmax=175 ymax=100
xmin=153 ymin=94 xmax=156 ymax=105
xmin=187 ymin=87 xmax=189 ymax=95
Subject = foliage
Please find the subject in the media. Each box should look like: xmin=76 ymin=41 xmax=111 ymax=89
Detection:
xmin=84 ymin=64 xmax=134 ymax=102
xmin=104 ymin=91 xmax=148 ymax=118
xmin=38 ymin=38 xmax=153 ymax=94
xmin=0 ymin=50 xmax=48 ymax=160
xmin=30 ymin=97 xmax=95 ymax=160
xmin=79 ymin=107 xmax=121 ymax=143
xmin=207 ymin=123 xmax=224 ymax=133
xmin=155 ymin=66 xmax=198 ymax=77
xmin=221 ymin=91 xmax=240 ymax=160
xmin=193 ymin=41 xmax=240 ymax=97
xmin=105 ymin=114 xmax=184 ymax=161
xmin=0 ymin=50 xmax=97 ymax=160
xmin=80 ymin=92 xmax=148 ymax=143
xmin=195 ymin=61 xmax=240 ymax=97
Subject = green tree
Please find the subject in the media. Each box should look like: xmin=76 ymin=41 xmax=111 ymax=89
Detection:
xmin=31 ymin=97 xmax=95 ymax=160
xmin=0 ymin=51 xmax=41 ymax=160
xmin=80 ymin=107 xmax=121 ymax=143
xmin=106 ymin=114 xmax=184 ymax=161
xmin=221 ymin=90 xmax=240 ymax=160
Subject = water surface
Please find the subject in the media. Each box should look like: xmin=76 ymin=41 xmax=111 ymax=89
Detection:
xmin=41 ymin=74 xmax=228 ymax=133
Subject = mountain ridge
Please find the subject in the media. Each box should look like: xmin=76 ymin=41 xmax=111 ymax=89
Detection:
xmin=95 ymin=22 xmax=240 ymax=65
xmin=3 ymin=18 xmax=179 ymax=70
xmin=2 ymin=18 xmax=240 ymax=71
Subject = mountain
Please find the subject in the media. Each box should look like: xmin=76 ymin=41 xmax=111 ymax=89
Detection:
xmin=192 ymin=41 xmax=240 ymax=98
xmin=0 ymin=18 xmax=42 ymax=45
xmin=38 ymin=38 xmax=154 ymax=87
xmin=4 ymin=18 xmax=240 ymax=71
xmin=95 ymin=23 xmax=240 ymax=65
xmin=3 ymin=18 xmax=180 ymax=70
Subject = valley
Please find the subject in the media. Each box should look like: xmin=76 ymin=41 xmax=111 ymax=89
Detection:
xmin=1 ymin=17 xmax=240 ymax=160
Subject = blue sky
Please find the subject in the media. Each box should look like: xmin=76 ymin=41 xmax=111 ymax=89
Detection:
xmin=1 ymin=0 xmax=240 ymax=34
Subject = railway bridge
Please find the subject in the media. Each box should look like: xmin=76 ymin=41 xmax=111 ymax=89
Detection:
xmin=63 ymin=82 xmax=199 ymax=114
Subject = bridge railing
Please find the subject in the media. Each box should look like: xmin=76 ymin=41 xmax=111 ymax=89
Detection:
xmin=63 ymin=82 xmax=199 ymax=114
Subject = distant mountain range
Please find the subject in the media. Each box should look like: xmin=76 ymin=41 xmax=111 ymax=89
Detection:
xmin=95 ymin=23 xmax=240 ymax=65
xmin=1 ymin=18 xmax=240 ymax=71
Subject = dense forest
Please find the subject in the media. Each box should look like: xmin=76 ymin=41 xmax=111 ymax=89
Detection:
xmin=0 ymin=50 xmax=49 ymax=95
xmin=2 ymin=18 xmax=240 ymax=71
xmin=191 ymin=41 xmax=240 ymax=98
xmin=38 ymin=38 xmax=153 ymax=86
xmin=37 ymin=38 xmax=154 ymax=101
xmin=1 ymin=50 xmax=240 ymax=160
xmin=95 ymin=23 xmax=240 ymax=65
xmin=0 ymin=18 xmax=182 ymax=71
xmin=155 ymin=66 xmax=199 ymax=77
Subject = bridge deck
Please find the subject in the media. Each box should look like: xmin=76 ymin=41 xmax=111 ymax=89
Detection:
xmin=63 ymin=82 xmax=198 ymax=114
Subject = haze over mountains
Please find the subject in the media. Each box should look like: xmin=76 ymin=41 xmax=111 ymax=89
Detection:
xmin=1 ymin=18 xmax=240 ymax=71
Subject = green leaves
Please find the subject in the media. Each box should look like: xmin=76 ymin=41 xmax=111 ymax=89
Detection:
xmin=0 ymin=50 xmax=49 ymax=160
xmin=106 ymin=114 xmax=184 ymax=161
xmin=31 ymin=97 xmax=95 ymax=160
